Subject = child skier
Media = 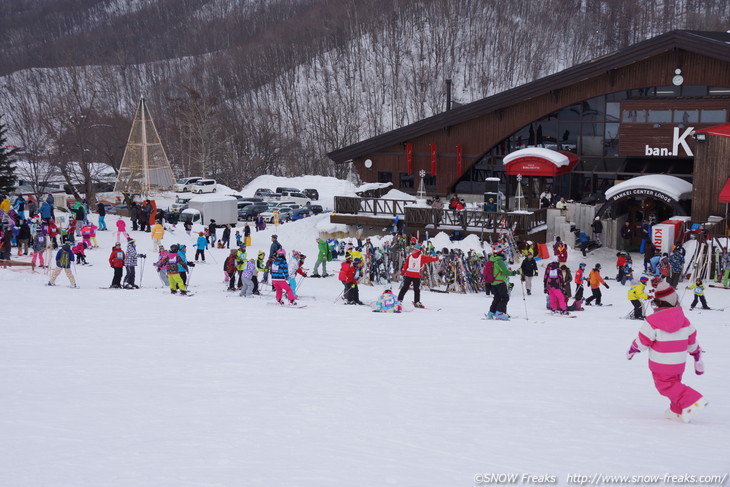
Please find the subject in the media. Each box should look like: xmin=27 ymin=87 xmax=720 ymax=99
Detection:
xmin=289 ymin=251 xmax=307 ymax=294
xmin=72 ymin=242 xmax=88 ymax=265
xmin=159 ymin=244 xmax=189 ymax=295
xmin=338 ymin=254 xmax=353 ymax=302
xmin=30 ymin=227 xmax=48 ymax=268
xmin=688 ymin=279 xmax=711 ymax=310
xmin=397 ymin=244 xmax=439 ymax=308
xmin=345 ymin=257 xmax=364 ymax=305
xmin=585 ymin=263 xmax=609 ymax=306
xmin=224 ymin=249 xmax=238 ymax=291
xmin=574 ymin=262 xmax=587 ymax=300
xmin=108 ymin=242 xmax=125 ymax=288
xmin=486 ymin=245 xmax=520 ymax=320
xmin=627 ymin=276 xmax=650 ymax=319
xmin=373 ymin=288 xmax=402 ymax=313
xmin=194 ymin=232 xmax=208 ymax=262
xmin=154 ymin=245 xmax=169 ymax=286
xmin=115 ymin=217 xmax=129 ymax=243
xmin=238 ymin=259 xmax=257 ymax=297
xmin=626 ymin=295 xmax=707 ymax=422
xmin=544 ymin=261 xmax=568 ymax=315
xmin=271 ymin=248 xmax=297 ymax=305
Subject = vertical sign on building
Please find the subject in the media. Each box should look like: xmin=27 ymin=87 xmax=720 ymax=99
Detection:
xmin=456 ymin=145 xmax=463 ymax=176
xmin=430 ymin=143 xmax=437 ymax=176
xmin=406 ymin=142 xmax=413 ymax=175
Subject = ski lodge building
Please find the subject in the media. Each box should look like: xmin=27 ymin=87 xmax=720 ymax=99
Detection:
xmin=328 ymin=30 xmax=730 ymax=242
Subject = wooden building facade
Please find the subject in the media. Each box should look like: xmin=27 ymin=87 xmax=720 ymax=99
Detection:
xmin=328 ymin=31 xmax=730 ymax=222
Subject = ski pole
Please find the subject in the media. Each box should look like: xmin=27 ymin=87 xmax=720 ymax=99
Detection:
xmin=72 ymin=259 xmax=80 ymax=288
xmin=186 ymin=264 xmax=195 ymax=287
xmin=520 ymin=279 xmax=529 ymax=320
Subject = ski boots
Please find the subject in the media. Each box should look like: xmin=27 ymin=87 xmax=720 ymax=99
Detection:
xmin=413 ymin=302 xmax=425 ymax=309
xmin=494 ymin=311 xmax=510 ymax=321
xmin=486 ymin=311 xmax=495 ymax=319
xmin=681 ymin=398 xmax=708 ymax=423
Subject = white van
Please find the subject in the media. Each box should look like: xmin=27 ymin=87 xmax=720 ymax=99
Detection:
xmin=173 ymin=177 xmax=202 ymax=192
xmin=191 ymin=179 xmax=217 ymax=194
xmin=279 ymin=191 xmax=310 ymax=206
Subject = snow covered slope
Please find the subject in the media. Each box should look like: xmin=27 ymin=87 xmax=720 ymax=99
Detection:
xmin=1 ymin=214 xmax=728 ymax=486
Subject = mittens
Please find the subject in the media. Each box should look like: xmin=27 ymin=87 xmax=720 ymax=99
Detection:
xmin=604 ymin=284 xmax=610 ymax=289
xmin=692 ymin=350 xmax=704 ymax=375
xmin=626 ymin=345 xmax=639 ymax=360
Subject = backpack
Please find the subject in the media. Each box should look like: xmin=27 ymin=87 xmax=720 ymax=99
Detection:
xmin=58 ymin=250 xmax=70 ymax=267
xmin=483 ymin=260 xmax=496 ymax=284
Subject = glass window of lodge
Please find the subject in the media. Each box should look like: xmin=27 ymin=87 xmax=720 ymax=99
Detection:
xmin=673 ymin=110 xmax=699 ymax=123
xmin=700 ymin=109 xmax=727 ymax=123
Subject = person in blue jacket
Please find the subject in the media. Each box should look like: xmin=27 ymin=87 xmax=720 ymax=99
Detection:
xmin=194 ymin=232 xmax=208 ymax=262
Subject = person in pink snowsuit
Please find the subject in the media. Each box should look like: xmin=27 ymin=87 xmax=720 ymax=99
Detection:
xmin=115 ymin=218 xmax=129 ymax=243
xmin=626 ymin=298 xmax=707 ymax=423
xmin=543 ymin=261 xmax=567 ymax=313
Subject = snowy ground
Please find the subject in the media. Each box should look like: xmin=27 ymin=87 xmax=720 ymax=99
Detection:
xmin=2 ymin=212 xmax=729 ymax=486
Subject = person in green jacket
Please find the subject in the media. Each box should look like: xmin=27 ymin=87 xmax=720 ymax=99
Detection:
xmin=312 ymin=237 xmax=333 ymax=277
xmin=487 ymin=245 xmax=520 ymax=321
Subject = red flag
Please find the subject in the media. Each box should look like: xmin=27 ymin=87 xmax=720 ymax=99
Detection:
xmin=406 ymin=143 xmax=413 ymax=175
xmin=430 ymin=143 xmax=437 ymax=176
xmin=456 ymin=145 xmax=463 ymax=176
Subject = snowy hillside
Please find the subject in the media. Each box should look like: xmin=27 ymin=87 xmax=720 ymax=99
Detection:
xmin=1 ymin=212 xmax=729 ymax=486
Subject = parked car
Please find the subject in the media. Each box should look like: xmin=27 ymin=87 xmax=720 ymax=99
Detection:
xmin=259 ymin=206 xmax=296 ymax=223
xmin=303 ymin=188 xmax=319 ymax=201
xmin=226 ymin=194 xmax=245 ymax=201
xmin=279 ymin=191 xmax=310 ymax=206
xmin=105 ymin=204 xmax=128 ymax=214
xmin=254 ymin=188 xmax=278 ymax=199
xmin=171 ymin=196 xmax=192 ymax=213
xmin=191 ymin=178 xmax=217 ymax=194
xmin=173 ymin=177 xmax=203 ymax=192
xmin=300 ymin=204 xmax=324 ymax=215
xmin=240 ymin=197 xmax=264 ymax=203
xmin=275 ymin=186 xmax=300 ymax=195
xmin=289 ymin=207 xmax=314 ymax=221
xmin=238 ymin=203 xmax=269 ymax=221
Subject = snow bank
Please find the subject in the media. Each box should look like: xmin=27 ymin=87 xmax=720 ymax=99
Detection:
xmin=381 ymin=189 xmax=417 ymax=200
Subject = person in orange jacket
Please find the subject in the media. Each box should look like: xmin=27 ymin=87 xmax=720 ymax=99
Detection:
xmin=397 ymin=243 xmax=439 ymax=308
xmin=585 ymin=263 xmax=609 ymax=306
xmin=151 ymin=221 xmax=165 ymax=250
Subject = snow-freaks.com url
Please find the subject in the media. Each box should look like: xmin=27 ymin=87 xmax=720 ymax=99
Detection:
xmin=564 ymin=473 xmax=729 ymax=485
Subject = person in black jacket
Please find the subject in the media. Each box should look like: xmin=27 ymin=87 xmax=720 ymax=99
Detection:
xmin=590 ymin=217 xmax=603 ymax=246
xmin=520 ymin=253 xmax=538 ymax=295
xmin=96 ymin=201 xmax=108 ymax=230
xmin=620 ymin=221 xmax=633 ymax=251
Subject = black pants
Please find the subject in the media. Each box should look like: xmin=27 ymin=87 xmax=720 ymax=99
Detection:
xmin=484 ymin=282 xmax=492 ymax=296
xmin=631 ymin=299 xmax=643 ymax=319
xmin=195 ymin=249 xmax=205 ymax=261
xmin=124 ymin=266 xmax=136 ymax=286
xmin=228 ymin=272 xmax=237 ymax=290
xmin=574 ymin=283 xmax=584 ymax=301
xmin=489 ymin=282 xmax=510 ymax=314
xmin=398 ymin=276 xmax=421 ymax=303
xmin=345 ymin=283 xmax=360 ymax=303
xmin=179 ymin=271 xmax=187 ymax=285
xmin=252 ymin=275 xmax=259 ymax=294
xmin=586 ymin=287 xmax=602 ymax=305
xmin=691 ymin=295 xmax=708 ymax=309
xmin=111 ymin=267 xmax=123 ymax=287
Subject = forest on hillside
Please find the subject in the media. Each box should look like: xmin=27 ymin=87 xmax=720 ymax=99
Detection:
xmin=1 ymin=0 xmax=729 ymax=202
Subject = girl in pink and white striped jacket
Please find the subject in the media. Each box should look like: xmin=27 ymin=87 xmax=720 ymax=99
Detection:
xmin=627 ymin=300 xmax=707 ymax=423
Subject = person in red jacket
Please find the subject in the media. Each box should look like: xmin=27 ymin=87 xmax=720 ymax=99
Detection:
xmin=338 ymin=253 xmax=353 ymax=302
xmin=345 ymin=257 xmax=364 ymax=305
xmin=108 ymin=242 xmax=125 ymax=288
xmin=47 ymin=220 xmax=59 ymax=249
xmin=397 ymin=244 xmax=439 ymax=308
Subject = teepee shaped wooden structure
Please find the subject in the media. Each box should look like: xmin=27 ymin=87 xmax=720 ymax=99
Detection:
xmin=114 ymin=97 xmax=175 ymax=195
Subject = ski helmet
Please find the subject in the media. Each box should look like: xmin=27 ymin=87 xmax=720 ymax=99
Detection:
xmin=595 ymin=263 xmax=601 ymax=269
xmin=277 ymin=248 xmax=286 ymax=255
xmin=639 ymin=276 xmax=649 ymax=283
xmin=579 ymin=262 xmax=586 ymax=268
xmin=170 ymin=244 xmax=179 ymax=252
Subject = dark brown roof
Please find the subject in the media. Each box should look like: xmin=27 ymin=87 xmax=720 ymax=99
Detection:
xmin=328 ymin=30 xmax=730 ymax=163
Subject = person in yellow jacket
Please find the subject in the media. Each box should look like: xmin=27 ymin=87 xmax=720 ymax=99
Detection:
xmin=0 ymin=195 xmax=11 ymax=214
xmin=688 ymin=278 xmax=711 ymax=310
xmin=235 ymin=244 xmax=247 ymax=288
xmin=628 ymin=276 xmax=650 ymax=319
xmin=151 ymin=221 xmax=165 ymax=250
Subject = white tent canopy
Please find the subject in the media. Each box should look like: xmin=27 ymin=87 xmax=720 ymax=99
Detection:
xmin=502 ymin=148 xmax=570 ymax=167
xmin=604 ymin=175 xmax=692 ymax=201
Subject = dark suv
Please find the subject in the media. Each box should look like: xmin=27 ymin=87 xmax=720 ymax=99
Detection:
xmin=303 ymin=188 xmax=319 ymax=201
xmin=239 ymin=203 xmax=269 ymax=221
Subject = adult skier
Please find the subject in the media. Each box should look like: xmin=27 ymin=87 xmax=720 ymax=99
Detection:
xmin=47 ymin=242 xmax=76 ymax=287
xmin=312 ymin=237 xmax=333 ymax=277
xmin=123 ymin=238 xmax=139 ymax=289
xmin=397 ymin=243 xmax=439 ymax=308
xmin=519 ymin=253 xmax=538 ymax=295
xmin=486 ymin=244 xmax=520 ymax=320
xmin=585 ymin=263 xmax=609 ymax=306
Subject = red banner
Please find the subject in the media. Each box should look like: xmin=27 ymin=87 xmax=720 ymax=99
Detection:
xmin=456 ymin=145 xmax=462 ymax=176
xmin=430 ymin=143 xmax=437 ymax=176
xmin=406 ymin=143 xmax=413 ymax=175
